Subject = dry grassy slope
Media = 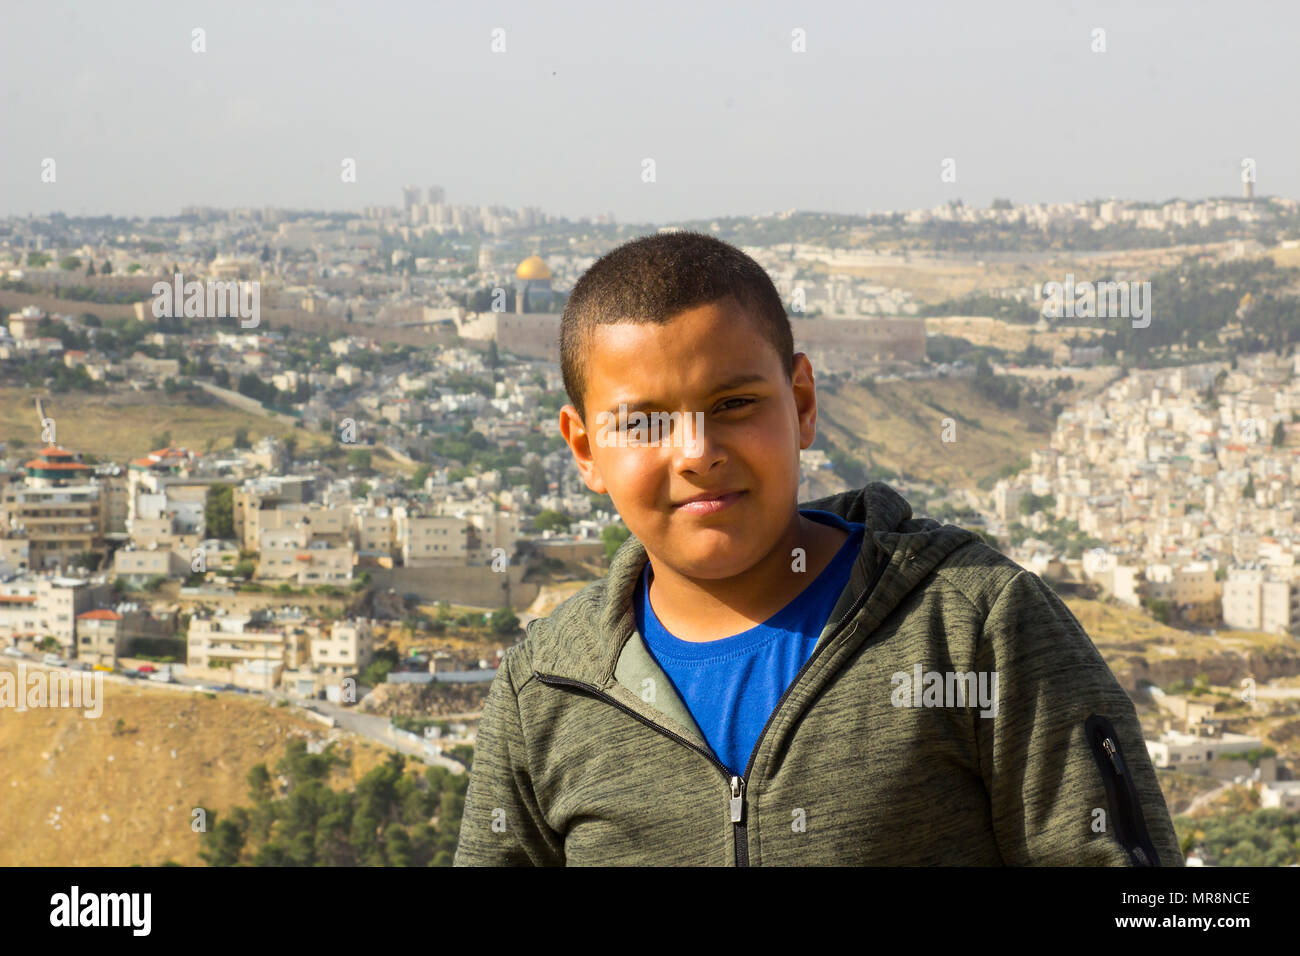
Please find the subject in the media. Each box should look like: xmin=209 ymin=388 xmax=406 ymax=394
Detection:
xmin=526 ymin=582 xmax=589 ymax=619
xmin=0 ymin=387 xmax=332 ymax=461
xmin=821 ymin=240 xmax=1253 ymax=305
xmin=0 ymin=669 xmax=403 ymax=866
xmin=923 ymin=315 xmax=1106 ymax=354
xmin=816 ymin=378 xmax=1054 ymax=490
xmin=1067 ymin=596 xmax=1300 ymax=691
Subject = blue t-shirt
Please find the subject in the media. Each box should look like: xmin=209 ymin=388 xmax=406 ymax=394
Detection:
xmin=633 ymin=509 xmax=865 ymax=778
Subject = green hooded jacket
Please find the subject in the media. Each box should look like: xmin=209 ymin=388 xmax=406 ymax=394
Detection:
xmin=454 ymin=482 xmax=1184 ymax=866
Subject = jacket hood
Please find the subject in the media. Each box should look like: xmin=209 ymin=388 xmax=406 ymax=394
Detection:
xmin=527 ymin=482 xmax=982 ymax=698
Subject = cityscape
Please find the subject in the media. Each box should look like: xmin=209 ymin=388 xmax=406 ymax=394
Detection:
xmin=2 ymin=2 xmax=1299 ymax=894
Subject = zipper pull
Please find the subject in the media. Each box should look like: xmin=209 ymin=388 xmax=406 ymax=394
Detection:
xmin=1101 ymin=737 xmax=1126 ymax=775
xmin=729 ymin=775 xmax=745 ymax=823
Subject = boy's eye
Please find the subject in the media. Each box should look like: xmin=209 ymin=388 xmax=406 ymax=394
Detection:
xmin=716 ymin=397 xmax=754 ymax=413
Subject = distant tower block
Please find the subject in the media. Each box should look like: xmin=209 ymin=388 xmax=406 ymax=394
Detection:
xmin=427 ymin=185 xmax=445 ymax=204
xmin=1242 ymin=177 xmax=1254 ymax=200
xmin=402 ymin=185 xmax=421 ymax=211
xmin=514 ymin=255 xmax=553 ymax=314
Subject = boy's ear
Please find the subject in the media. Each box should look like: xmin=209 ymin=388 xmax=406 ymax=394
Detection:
xmin=559 ymin=404 xmax=608 ymax=494
xmin=792 ymin=352 xmax=818 ymax=450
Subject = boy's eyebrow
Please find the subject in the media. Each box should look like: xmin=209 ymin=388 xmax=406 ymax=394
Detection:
xmin=602 ymin=373 xmax=769 ymax=417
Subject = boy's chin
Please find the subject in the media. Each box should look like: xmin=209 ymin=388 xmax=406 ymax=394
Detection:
xmin=662 ymin=545 xmax=766 ymax=582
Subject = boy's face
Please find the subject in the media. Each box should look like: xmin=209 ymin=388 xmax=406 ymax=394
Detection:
xmin=559 ymin=296 xmax=819 ymax=582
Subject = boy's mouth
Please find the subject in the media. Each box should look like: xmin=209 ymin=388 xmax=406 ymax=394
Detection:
xmin=673 ymin=490 xmax=746 ymax=515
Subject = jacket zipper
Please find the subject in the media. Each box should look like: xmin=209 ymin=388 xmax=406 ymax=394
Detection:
xmin=531 ymin=671 xmax=750 ymax=861
xmin=1084 ymin=713 xmax=1162 ymax=866
xmin=532 ymin=541 xmax=891 ymax=866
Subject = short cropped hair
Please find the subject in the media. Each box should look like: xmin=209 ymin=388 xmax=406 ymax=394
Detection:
xmin=560 ymin=231 xmax=794 ymax=424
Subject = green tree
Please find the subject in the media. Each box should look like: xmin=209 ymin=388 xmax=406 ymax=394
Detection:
xmin=602 ymin=522 xmax=631 ymax=560
xmin=1145 ymin=597 xmax=1172 ymax=625
xmin=524 ymin=459 xmax=549 ymax=498
xmin=204 ymin=484 xmax=235 ymax=539
xmin=198 ymin=813 xmax=247 ymax=867
xmin=534 ymin=509 xmax=571 ymax=533
xmin=489 ymin=607 xmax=520 ymax=636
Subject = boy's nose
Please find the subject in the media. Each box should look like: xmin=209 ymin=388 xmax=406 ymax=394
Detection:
xmin=673 ymin=413 xmax=724 ymax=470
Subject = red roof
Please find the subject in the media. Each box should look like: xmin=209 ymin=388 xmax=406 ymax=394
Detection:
xmin=39 ymin=446 xmax=75 ymax=457
xmin=25 ymin=459 xmax=89 ymax=470
xmin=0 ymin=595 xmax=37 ymax=604
xmin=78 ymin=609 xmax=122 ymax=621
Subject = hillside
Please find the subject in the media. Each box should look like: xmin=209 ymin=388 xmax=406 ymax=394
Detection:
xmin=816 ymin=377 xmax=1058 ymax=491
xmin=1065 ymin=595 xmax=1300 ymax=693
xmin=0 ymin=667 xmax=406 ymax=866
xmin=0 ymin=386 xmax=330 ymax=460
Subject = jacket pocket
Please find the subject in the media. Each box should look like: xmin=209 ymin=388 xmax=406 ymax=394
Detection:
xmin=1084 ymin=713 xmax=1162 ymax=867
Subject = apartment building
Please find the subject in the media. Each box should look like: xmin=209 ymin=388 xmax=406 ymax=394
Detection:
xmin=1223 ymin=564 xmax=1300 ymax=634
xmin=74 ymin=603 xmax=172 ymax=668
xmin=74 ymin=608 xmax=124 ymax=665
xmin=232 ymin=475 xmax=314 ymax=545
xmin=354 ymin=508 xmax=397 ymax=565
xmin=1143 ymin=561 xmax=1221 ymax=625
xmin=1146 ymin=729 xmax=1264 ymax=769
xmin=394 ymin=506 xmax=472 ymax=566
xmin=1258 ymin=781 xmax=1300 ymax=811
xmin=0 ymin=446 xmax=106 ymax=571
xmin=187 ymin=610 xmax=310 ymax=687
xmin=258 ymin=526 xmax=354 ymax=585
xmin=113 ymin=544 xmax=190 ymax=581
xmin=188 ymin=610 xmax=373 ymax=695
xmin=0 ymin=574 xmax=107 ymax=656
xmin=287 ymin=618 xmax=376 ymax=696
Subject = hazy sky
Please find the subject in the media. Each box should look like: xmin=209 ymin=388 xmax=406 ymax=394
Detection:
xmin=2 ymin=0 xmax=1295 ymax=222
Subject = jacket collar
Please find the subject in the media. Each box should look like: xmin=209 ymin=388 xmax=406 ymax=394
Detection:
xmin=528 ymin=482 xmax=980 ymax=745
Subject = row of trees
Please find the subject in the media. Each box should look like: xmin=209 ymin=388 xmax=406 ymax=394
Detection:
xmin=198 ymin=741 xmax=469 ymax=866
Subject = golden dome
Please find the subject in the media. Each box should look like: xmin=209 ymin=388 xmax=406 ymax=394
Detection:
xmin=516 ymin=255 xmax=552 ymax=280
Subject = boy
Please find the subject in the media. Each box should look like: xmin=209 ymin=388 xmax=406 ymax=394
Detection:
xmin=454 ymin=232 xmax=1183 ymax=866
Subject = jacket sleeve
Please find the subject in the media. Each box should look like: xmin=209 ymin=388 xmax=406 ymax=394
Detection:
xmin=453 ymin=648 xmax=565 ymax=866
xmin=972 ymin=569 xmax=1184 ymax=866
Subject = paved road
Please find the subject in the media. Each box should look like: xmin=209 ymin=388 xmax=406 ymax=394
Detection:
xmin=1185 ymin=780 xmax=1235 ymax=815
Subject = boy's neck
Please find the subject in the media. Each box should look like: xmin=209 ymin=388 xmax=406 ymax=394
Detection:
xmin=643 ymin=512 xmax=850 ymax=642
